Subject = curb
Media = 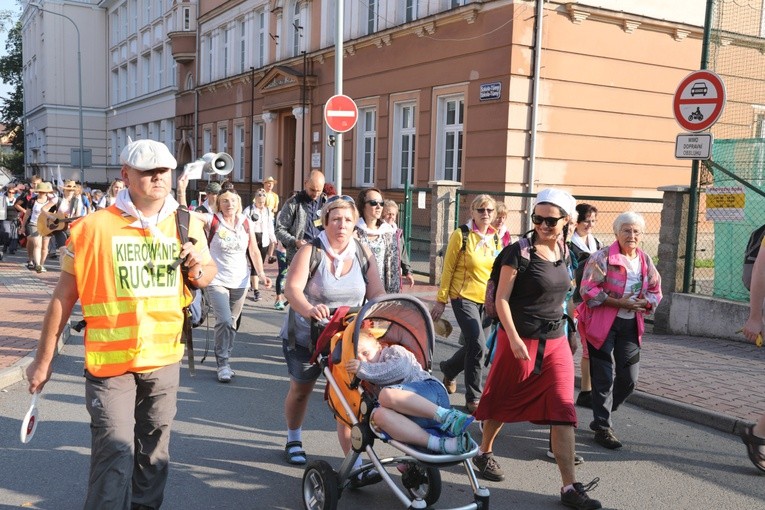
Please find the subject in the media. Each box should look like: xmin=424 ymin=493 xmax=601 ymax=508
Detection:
xmin=0 ymin=324 xmax=72 ymax=391
xmin=628 ymin=389 xmax=751 ymax=437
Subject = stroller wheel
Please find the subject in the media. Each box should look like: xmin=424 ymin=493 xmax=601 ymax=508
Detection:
xmin=401 ymin=463 xmax=442 ymax=507
xmin=302 ymin=460 xmax=340 ymax=510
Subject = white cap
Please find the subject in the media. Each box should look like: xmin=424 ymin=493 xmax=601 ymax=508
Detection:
xmin=120 ymin=139 xmax=177 ymax=171
xmin=534 ymin=188 xmax=576 ymax=217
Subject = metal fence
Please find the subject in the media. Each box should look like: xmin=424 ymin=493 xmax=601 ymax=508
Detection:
xmin=455 ymin=190 xmax=664 ymax=261
xmin=399 ymin=186 xmax=665 ymax=279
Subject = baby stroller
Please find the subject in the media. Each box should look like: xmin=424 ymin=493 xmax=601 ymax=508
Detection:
xmin=302 ymin=294 xmax=490 ymax=510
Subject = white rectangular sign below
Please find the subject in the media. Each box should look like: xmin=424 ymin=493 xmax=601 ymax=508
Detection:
xmin=675 ymin=133 xmax=713 ymax=160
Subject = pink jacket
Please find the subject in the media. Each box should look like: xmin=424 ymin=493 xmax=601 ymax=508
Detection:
xmin=576 ymin=241 xmax=662 ymax=350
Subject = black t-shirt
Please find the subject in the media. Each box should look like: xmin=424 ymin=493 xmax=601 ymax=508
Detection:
xmin=500 ymin=241 xmax=571 ymax=338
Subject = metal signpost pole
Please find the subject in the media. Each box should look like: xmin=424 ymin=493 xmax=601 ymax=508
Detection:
xmin=334 ymin=0 xmax=344 ymax=195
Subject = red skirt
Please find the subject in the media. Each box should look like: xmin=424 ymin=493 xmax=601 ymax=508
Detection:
xmin=474 ymin=327 xmax=577 ymax=426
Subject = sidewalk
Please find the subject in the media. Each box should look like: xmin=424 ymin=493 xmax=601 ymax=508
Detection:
xmin=1 ymin=253 xmax=763 ymax=437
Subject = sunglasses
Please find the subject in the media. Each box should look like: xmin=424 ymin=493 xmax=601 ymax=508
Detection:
xmin=366 ymin=200 xmax=384 ymax=207
xmin=475 ymin=208 xmax=494 ymax=214
xmin=255 ymin=192 xmax=266 ymax=196
xmin=531 ymin=214 xmax=566 ymax=227
xmin=325 ymin=194 xmax=355 ymax=205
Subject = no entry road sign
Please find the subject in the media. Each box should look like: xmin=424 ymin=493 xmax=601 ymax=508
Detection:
xmin=673 ymin=70 xmax=726 ymax=132
xmin=324 ymin=94 xmax=358 ymax=133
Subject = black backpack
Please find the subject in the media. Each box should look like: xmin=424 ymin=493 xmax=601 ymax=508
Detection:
xmin=742 ymin=224 xmax=765 ymax=290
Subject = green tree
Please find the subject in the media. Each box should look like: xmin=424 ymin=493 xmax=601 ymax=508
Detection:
xmin=0 ymin=11 xmax=23 ymax=175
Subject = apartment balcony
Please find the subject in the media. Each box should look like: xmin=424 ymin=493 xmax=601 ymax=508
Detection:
xmin=168 ymin=31 xmax=196 ymax=64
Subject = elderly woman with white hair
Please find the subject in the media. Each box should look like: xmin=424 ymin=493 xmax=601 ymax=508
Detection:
xmin=577 ymin=211 xmax=662 ymax=450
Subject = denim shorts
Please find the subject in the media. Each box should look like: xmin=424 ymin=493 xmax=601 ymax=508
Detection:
xmin=282 ymin=339 xmax=322 ymax=383
xmin=386 ymin=378 xmax=450 ymax=430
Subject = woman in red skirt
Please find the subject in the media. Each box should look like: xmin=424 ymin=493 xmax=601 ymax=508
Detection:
xmin=472 ymin=189 xmax=602 ymax=510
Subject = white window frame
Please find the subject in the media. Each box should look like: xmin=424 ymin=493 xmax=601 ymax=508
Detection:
xmin=223 ymin=25 xmax=232 ymax=77
xmin=392 ymin=101 xmax=416 ymax=188
xmin=356 ymin=107 xmax=376 ymax=186
xmin=182 ymin=7 xmax=191 ymax=31
xmin=234 ymin=123 xmax=245 ymax=181
xmin=366 ymin=0 xmax=378 ymax=35
xmin=252 ymin=121 xmax=265 ymax=182
xmin=238 ymin=19 xmax=247 ymax=74
xmin=322 ymin=0 xmax=336 ymax=47
xmin=290 ymin=1 xmax=303 ymax=57
xmin=754 ymin=105 xmax=765 ymax=138
xmin=218 ymin=125 xmax=228 ymax=153
xmin=435 ymin=95 xmax=464 ymax=182
xmin=404 ymin=0 xmax=418 ymax=22
xmin=256 ymin=10 xmax=266 ymax=68
xmin=154 ymin=47 xmax=163 ymax=89
xmin=142 ymin=53 xmax=150 ymax=93
xmin=203 ymin=128 xmax=213 ymax=154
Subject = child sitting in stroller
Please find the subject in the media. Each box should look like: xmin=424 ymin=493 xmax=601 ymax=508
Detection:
xmin=345 ymin=329 xmax=474 ymax=455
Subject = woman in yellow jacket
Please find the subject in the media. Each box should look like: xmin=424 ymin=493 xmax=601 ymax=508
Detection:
xmin=431 ymin=194 xmax=501 ymax=412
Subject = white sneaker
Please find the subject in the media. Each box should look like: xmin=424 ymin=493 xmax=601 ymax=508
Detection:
xmin=217 ymin=366 xmax=234 ymax=383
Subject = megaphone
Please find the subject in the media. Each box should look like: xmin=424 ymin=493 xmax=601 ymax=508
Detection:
xmin=183 ymin=152 xmax=234 ymax=179
xmin=201 ymin=152 xmax=234 ymax=176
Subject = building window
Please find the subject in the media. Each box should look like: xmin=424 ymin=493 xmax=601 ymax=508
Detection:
xmin=256 ymin=11 xmax=266 ymax=68
xmin=356 ymin=107 xmax=376 ymax=186
xmin=154 ymin=47 xmax=163 ymax=89
xmin=291 ymin=1 xmax=303 ymax=57
xmin=203 ymin=128 xmax=213 ymax=154
xmin=182 ymin=7 xmax=191 ymax=30
xmin=449 ymin=0 xmax=468 ymax=8
xmin=436 ymin=95 xmax=463 ymax=181
xmin=252 ymin=122 xmax=265 ymax=182
xmin=205 ymin=34 xmax=213 ymax=82
xmin=239 ymin=20 xmax=246 ymax=74
xmin=129 ymin=0 xmax=137 ymax=34
xmin=393 ymin=102 xmax=416 ymax=188
xmin=325 ymin=127 xmax=336 ymax=185
xmin=366 ymin=0 xmax=378 ymax=34
xmin=144 ymin=0 xmax=151 ymax=25
xmin=142 ymin=54 xmax=150 ymax=93
xmin=218 ymin=125 xmax=228 ymax=153
xmin=755 ymin=111 xmax=765 ymax=138
xmin=405 ymin=0 xmax=417 ymax=22
xmin=234 ymin=124 xmax=245 ymax=181
xmin=223 ymin=26 xmax=232 ymax=77
xmin=128 ymin=60 xmax=137 ymax=98
xmin=323 ymin=0 xmax=336 ymax=46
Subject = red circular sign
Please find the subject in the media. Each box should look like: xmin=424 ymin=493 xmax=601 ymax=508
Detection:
xmin=673 ymin=70 xmax=726 ymax=132
xmin=324 ymin=94 xmax=358 ymax=133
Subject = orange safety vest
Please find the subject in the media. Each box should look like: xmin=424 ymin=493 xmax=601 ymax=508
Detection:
xmin=69 ymin=206 xmax=200 ymax=377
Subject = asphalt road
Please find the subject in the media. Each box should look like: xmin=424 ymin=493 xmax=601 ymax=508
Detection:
xmin=0 ymin=301 xmax=763 ymax=510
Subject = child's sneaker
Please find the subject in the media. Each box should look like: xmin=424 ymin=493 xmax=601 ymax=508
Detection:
xmin=439 ymin=408 xmax=475 ymax=436
xmin=437 ymin=432 xmax=471 ymax=455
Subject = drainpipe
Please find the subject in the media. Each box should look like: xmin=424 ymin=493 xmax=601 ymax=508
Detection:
xmin=524 ymin=0 xmax=544 ymax=233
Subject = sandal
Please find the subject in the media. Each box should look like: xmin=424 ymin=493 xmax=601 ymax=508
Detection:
xmin=285 ymin=441 xmax=307 ymax=465
xmin=349 ymin=468 xmax=383 ymax=488
xmin=740 ymin=425 xmax=765 ymax=474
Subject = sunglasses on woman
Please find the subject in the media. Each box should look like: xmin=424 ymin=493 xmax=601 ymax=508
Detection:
xmin=475 ymin=208 xmax=494 ymax=214
xmin=531 ymin=214 xmax=566 ymax=227
xmin=366 ymin=199 xmax=384 ymax=207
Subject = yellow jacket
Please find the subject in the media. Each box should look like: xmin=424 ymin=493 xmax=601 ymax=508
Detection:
xmin=66 ymin=206 xmax=210 ymax=377
xmin=437 ymin=226 xmax=501 ymax=304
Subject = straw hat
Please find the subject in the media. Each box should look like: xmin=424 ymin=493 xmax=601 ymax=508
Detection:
xmin=34 ymin=181 xmax=54 ymax=193
xmin=433 ymin=318 xmax=453 ymax=338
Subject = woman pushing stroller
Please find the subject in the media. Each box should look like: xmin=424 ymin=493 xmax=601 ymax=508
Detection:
xmin=346 ymin=330 xmax=474 ymax=455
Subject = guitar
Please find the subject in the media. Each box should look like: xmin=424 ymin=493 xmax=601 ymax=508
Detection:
xmin=37 ymin=209 xmax=80 ymax=237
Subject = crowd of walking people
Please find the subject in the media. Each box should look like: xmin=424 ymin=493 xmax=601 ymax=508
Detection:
xmin=23 ymin=140 xmax=765 ymax=510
